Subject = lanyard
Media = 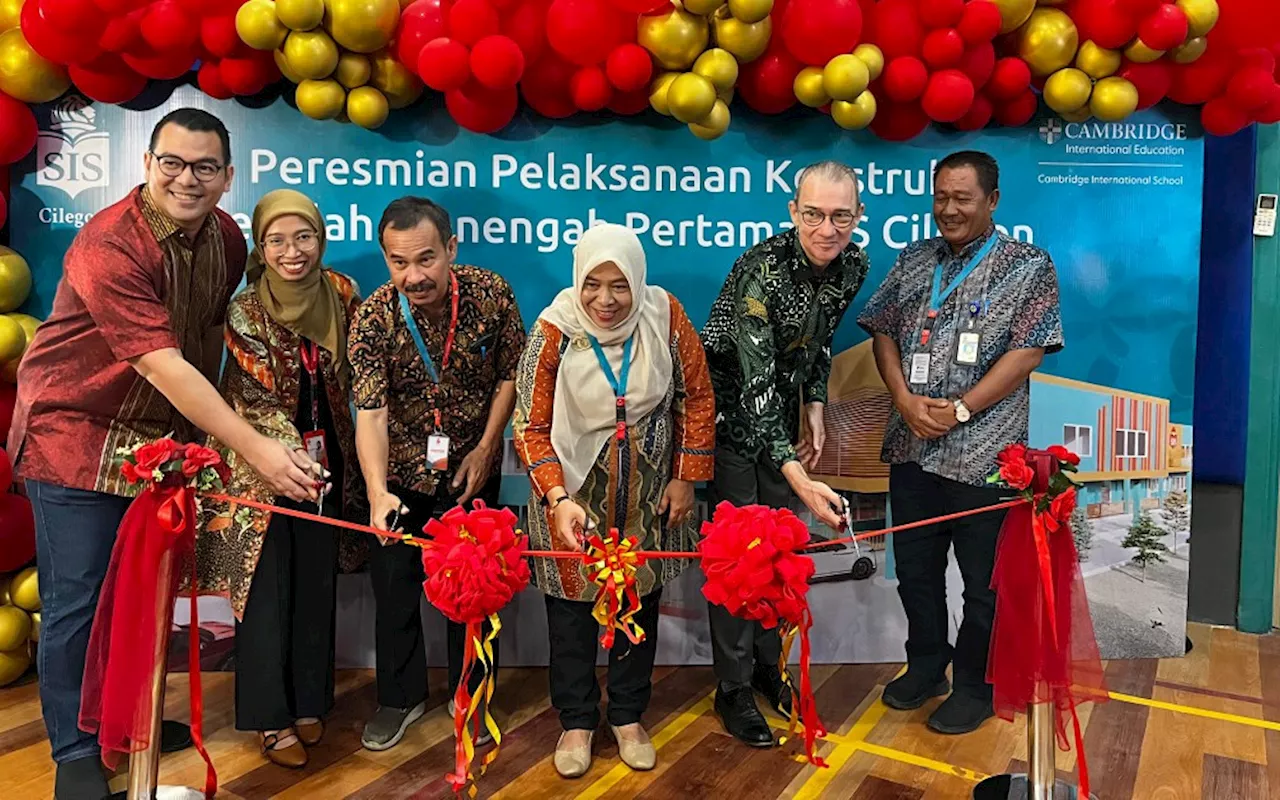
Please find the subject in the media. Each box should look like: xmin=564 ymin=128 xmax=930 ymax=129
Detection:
xmin=299 ymin=340 xmax=320 ymax=430
xmin=588 ymin=335 xmax=633 ymax=441
xmin=921 ymin=234 xmax=998 ymax=346
xmin=398 ymin=272 xmax=459 ymax=384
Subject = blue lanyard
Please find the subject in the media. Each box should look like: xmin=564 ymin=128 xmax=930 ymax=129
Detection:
xmin=929 ymin=234 xmax=998 ymax=314
xmin=588 ymin=335 xmax=632 ymax=398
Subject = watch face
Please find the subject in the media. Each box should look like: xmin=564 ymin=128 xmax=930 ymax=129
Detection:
xmin=955 ymin=403 xmax=970 ymax=422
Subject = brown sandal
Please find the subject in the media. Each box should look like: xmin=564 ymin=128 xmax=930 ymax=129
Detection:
xmin=296 ymin=719 xmax=324 ymax=747
xmin=260 ymin=729 xmax=307 ymax=769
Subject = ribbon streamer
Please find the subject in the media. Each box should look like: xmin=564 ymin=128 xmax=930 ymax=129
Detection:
xmin=586 ymin=529 xmax=648 ymax=649
xmin=776 ymin=606 xmax=826 ymax=767
xmin=448 ymin=614 xmax=504 ymax=797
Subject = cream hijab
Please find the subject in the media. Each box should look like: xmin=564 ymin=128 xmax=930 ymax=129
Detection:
xmin=539 ymin=223 xmax=673 ymax=495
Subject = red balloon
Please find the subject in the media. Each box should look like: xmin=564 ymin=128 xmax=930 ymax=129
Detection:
xmin=219 ymin=53 xmax=274 ymax=94
xmin=446 ymin=80 xmax=518 ymax=132
xmin=1118 ymin=60 xmax=1172 ymax=109
xmin=470 ymin=34 xmax=525 ymax=88
xmin=868 ymin=0 xmax=923 ymax=60
xmin=737 ymin=38 xmax=801 ymax=114
xmin=570 ymin=64 xmax=611 ymax=110
xmin=502 ymin=0 xmax=549 ymax=64
xmin=1073 ymin=0 xmax=1140 ymax=51
xmin=37 ymin=0 xmax=105 ymax=34
xmin=958 ymin=42 xmax=995 ymax=90
xmin=200 ymin=16 xmax=243 ymax=60
xmin=1168 ymin=48 xmax=1234 ymax=104
xmin=1137 ymin=4 xmax=1188 ymax=51
xmin=918 ymin=0 xmax=963 ymax=29
xmin=1116 ymin=0 xmax=1161 ymax=14
xmin=991 ymin=88 xmax=1038 ymax=126
xmin=869 ymin=98 xmax=930 ymax=140
xmin=198 ymin=61 xmax=234 ymax=99
xmin=141 ymin=1 xmax=198 ymax=52
xmin=0 ymin=92 xmax=38 ymax=166
xmin=781 ymin=0 xmax=863 ymax=67
xmin=450 ymin=0 xmax=501 ymax=46
xmin=396 ymin=0 xmax=451 ymax=67
xmin=0 ymin=493 xmax=35 ymax=572
xmin=547 ymin=0 xmax=630 ymax=67
xmin=1227 ymin=67 xmax=1275 ymax=112
xmin=94 ymin=0 xmax=141 ymax=10
xmin=608 ymin=87 xmax=649 ymax=114
xmin=100 ymin=10 xmax=144 ymax=54
xmin=957 ymin=0 xmax=1001 ymax=45
xmin=1255 ymin=90 xmax=1280 ymax=124
xmin=882 ymin=56 xmax=929 ymax=102
xmin=608 ymin=0 xmax=666 ymax=12
xmin=122 ymin=46 xmax=195 ymax=80
xmin=174 ymin=0 xmax=212 ymax=18
xmin=419 ymin=37 xmax=472 ymax=90
xmin=0 ymin=192 xmax=6 ymax=231
xmin=922 ymin=27 xmax=964 ymax=69
xmin=986 ymin=56 xmax=1031 ymax=100
xmin=1239 ymin=47 xmax=1277 ymax=75
xmin=70 ymin=54 xmax=147 ymax=103
xmin=21 ymin=0 xmax=102 ymax=66
xmin=520 ymin=52 xmax=577 ymax=117
xmin=1210 ymin=0 xmax=1280 ymax=54
xmin=953 ymin=92 xmax=992 ymax=130
xmin=0 ymin=384 xmax=13 ymax=446
xmin=490 ymin=0 xmax=521 ymax=9
xmin=605 ymin=43 xmax=651 ymax=92
xmin=921 ymin=68 xmax=973 ymax=122
xmin=1201 ymin=96 xmax=1252 ymax=136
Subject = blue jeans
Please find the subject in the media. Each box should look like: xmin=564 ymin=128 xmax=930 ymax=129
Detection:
xmin=27 ymin=479 xmax=132 ymax=764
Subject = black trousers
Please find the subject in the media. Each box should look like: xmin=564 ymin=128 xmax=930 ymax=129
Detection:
xmin=235 ymin=500 xmax=338 ymax=731
xmin=706 ymin=446 xmax=787 ymax=688
xmin=369 ymin=478 xmax=501 ymax=709
xmin=890 ymin=462 xmax=1009 ymax=699
xmin=545 ymin=588 xmax=663 ymax=730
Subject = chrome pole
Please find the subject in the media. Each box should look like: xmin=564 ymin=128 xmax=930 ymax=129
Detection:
xmin=126 ymin=548 xmax=175 ymax=800
xmin=1028 ymin=701 xmax=1057 ymax=800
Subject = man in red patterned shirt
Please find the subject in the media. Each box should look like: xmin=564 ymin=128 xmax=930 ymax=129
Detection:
xmin=7 ymin=108 xmax=322 ymax=799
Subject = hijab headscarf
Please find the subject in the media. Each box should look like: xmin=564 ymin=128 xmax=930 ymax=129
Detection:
xmin=539 ymin=223 xmax=673 ymax=495
xmin=248 ymin=189 xmax=348 ymax=382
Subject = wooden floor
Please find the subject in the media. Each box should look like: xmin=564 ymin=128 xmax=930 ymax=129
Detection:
xmin=2 ymin=622 xmax=1278 ymax=799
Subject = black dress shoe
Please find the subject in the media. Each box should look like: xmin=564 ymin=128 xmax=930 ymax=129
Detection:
xmin=751 ymin=665 xmax=793 ymax=719
xmin=882 ymin=669 xmax=950 ymax=711
xmin=714 ymin=685 xmax=775 ymax=747
xmin=926 ymin=692 xmax=994 ymax=735
xmin=160 ymin=719 xmax=193 ymax=753
xmin=55 ymin=754 xmax=110 ymax=800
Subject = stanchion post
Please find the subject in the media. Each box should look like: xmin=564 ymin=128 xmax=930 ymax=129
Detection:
xmin=126 ymin=548 xmax=175 ymax=800
xmin=1027 ymin=701 xmax=1057 ymax=800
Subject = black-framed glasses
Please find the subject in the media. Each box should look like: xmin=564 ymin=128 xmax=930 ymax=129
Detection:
xmin=800 ymin=208 xmax=857 ymax=230
xmin=150 ymin=152 xmax=224 ymax=182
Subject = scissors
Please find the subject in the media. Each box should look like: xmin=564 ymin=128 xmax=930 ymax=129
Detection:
xmin=312 ymin=464 xmax=327 ymax=517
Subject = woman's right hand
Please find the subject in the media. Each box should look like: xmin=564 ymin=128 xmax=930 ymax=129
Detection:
xmin=551 ymin=497 xmax=589 ymax=551
xmin=370 ymin=490 xmax=408 ymax=546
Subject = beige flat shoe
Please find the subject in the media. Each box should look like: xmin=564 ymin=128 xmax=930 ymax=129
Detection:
xmin=610 ymin=724 xmax=656 ymax=771
xmin=554 ymin=729 xmax=594 ymax=778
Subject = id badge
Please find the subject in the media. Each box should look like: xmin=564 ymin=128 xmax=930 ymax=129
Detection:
xmin=909 ymin=352 xmax=930 ymax=385
xmin=427 ymin=432 xmax=450 ymax=472
xmin=956 ymin=331 xmax=981 ymax=366
xmin=302 ymin=430 xmax=328 ymax=468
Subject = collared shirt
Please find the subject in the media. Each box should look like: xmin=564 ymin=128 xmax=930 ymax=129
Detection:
xmin=349 ymin=265 xmax=526 ymax=496
xmin=857 ymin=228 xmax=1064 ymax=486
xmin=701 ymin=227 xmax=869 ymax=468
xmin=8 ymin=186 xmax=245 ymax=496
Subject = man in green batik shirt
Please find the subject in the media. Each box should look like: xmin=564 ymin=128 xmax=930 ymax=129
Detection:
xmin=700 ymin=160 xmax=869 ymax=748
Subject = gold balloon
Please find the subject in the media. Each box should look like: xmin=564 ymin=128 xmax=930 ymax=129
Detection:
xmin=0 ymin=574 xmax=10 ymax=606
xmin=639 ymin=7 xmax=710 ymax=71
xmin=717 ymin=86 xmax=734 ymax=104
xmin=3 ymin=312 xmax=38 ymax=370
xmin=710 ymin=9 xmax=769 ymax=63
xmin=1124 ymin=38 xmax=1164 ymax=64
xmin=335 ymin=51 xmax=371 ymax=88
xmin=693 ymin=48 xmax=738 ymax=93
xmin=852 ymin=43 xmax=884 ymax=81
xmin=726 ymin=0 xmax=772 ymax=24
xmin=793 ymin=66 xmax=828 ymax=108
xmin=1177 ymin=0 xmax=1219 ymax=39
xmin=296 ymin=79 xmax=346 ymax=119
xmin=1016 ymin=8 xmax=1079 ymax=77
xmin=370 ymin=50 xmax=423 ymax=108
xmin=823 ymin=54 xmax=869 ymax=102
xmin=649 ymin=71 xmax=680 ymax=116
xmin=236 ymin=0 xmax=289 ymax=51
xmin=28 ymin=611 xmax=39 ymax=643
xmin=831 ymin=90 xmax=876 ymax=130
xmin=284 ymin=30 xmax=340 ymax=80
xmin=667 ymin=72 xmax=717 ymax=124
xmin=0 ymin=646 xmax=29 ymax=687
xmin=683 ymin=0 xmax=724 ymax=15
xmin=0 ymin=246 xmax=31 ymax=313
xmin=1075 ymin=40 xmax=1120 ymax=79
xmin=1171 ymin=36 xmax=1207 ymax=64
xmin=323 ymin=0 xmax=399 ymax=54
xmin=1037 ymin=0 xmax=1068 ymax=4
xmin=1089 ymin=76 xmax=1138 ymax=122
xmin=0 ymin=606 xmax=30 ymax=652
xmin=994 ymin=0 xmax=1035 ymax=34
xmin=277 ymin=0 xmax=325 ymax=30
xmin=689 ymin=99 xmax=730 ymax=140
xmin=0 ymin=29 xmax=69 ymax=104
xmin=9 ymin=568 xmax=38 ymax=613
xmin=346 ymin=85 xmax=389 ymax=128
xmin=1059 ymin=106 xmax=1090 ymax=122
xmin=274 ymin=48 xmax=305 ymax=83
xmin=0 ymin=317 xmax=21 ymax=363
xmin=0 ymin=0 xmax=22 ymax=33
xmin=1044 ymin=67 xmax=1092 ymax=113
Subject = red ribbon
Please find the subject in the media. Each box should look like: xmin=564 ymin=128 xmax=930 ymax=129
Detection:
xmin=79 ymin=486 xmax=216 ymax=797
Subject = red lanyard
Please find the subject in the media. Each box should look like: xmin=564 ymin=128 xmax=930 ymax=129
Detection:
xmin=440 ymin=272 xmax=459 ymax=373
xmin=299 ymin=340 xmax=320 ymax=430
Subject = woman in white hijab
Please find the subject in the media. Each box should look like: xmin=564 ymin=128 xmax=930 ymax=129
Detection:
xmin=514 ymin=223 xmax=715 ymax=778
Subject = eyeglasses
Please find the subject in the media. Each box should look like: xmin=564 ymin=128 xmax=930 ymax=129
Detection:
xmin=150 ymin=152 xmax=224 ymax=183
xmin=263 ymin=231 xmax=319 ymax=252
xmin=800 ymin=209 xmax=858 ymax=230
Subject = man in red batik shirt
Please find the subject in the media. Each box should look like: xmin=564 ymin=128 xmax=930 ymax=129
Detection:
xmin=7 ymin=108 xmax=322 ymax=800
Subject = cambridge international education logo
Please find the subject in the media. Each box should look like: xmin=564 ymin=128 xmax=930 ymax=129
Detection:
xmin=1039 ymin=118 xmax=1063 ymax=145
xmin=37 ymin=96 xmax=109 ymax=200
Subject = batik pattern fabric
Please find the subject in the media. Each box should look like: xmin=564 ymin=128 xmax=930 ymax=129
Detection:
xmin=513 ymin=296 xmax=716 ymax=603
xmin=188 ymin=270 xmax=367 ymax=620
xmin=857 ymin=228 xmax=1064 ymax=487
xmin=700 ymin=228 xmax=868 ymax=469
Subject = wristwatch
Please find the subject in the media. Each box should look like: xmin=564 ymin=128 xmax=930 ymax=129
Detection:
xmin=953 ymin=398 xmax=972 ymax=423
